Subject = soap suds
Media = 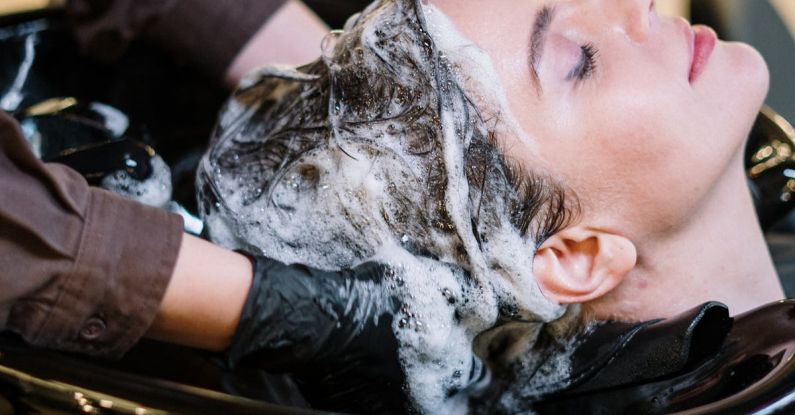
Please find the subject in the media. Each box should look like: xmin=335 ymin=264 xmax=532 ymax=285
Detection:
xmin=102 ymin=154 xmax=173 ymax=208
xmin=198 ymin=0 xmax=579 ymax=412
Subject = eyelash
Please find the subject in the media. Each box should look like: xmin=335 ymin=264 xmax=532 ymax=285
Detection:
xmin=567 ymin=43 xmax=598 ymax=82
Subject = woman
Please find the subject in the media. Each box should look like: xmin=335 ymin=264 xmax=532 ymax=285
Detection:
xmin=429 ymin=0 xmax=783 ymax=322
xmin=202 ymin=0 xmax=787 ymax=413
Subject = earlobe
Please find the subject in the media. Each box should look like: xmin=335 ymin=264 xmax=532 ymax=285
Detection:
xmin=534 ymin=228 xmax=637 ymax=304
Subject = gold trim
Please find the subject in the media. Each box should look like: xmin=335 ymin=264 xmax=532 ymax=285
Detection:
xmin=761 ymin=105 xmax=795 ymax=143
xmin=771 ymin=0 xmax=795 ymax=41
xmin=23 ymin=97 xmax=78 ymax=117
xmin=0 ymin=0 xmax=66 ymax=17
xmin=657 ymin=0 xmax=690 ymax=19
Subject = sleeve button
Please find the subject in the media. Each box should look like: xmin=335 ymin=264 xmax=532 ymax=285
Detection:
xmin=80 ymin=317 xmax=106 ymax=340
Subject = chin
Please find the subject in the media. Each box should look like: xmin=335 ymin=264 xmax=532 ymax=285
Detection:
xmin=725 ymin=41 xmax=770 ymax=111
xmin=705 ymin=41 xmax=770 ymax=147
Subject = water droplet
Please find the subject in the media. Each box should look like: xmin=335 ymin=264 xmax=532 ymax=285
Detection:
xmin=399 ymin=318 xmax=408 ymax=328
xmin=401 ymin=234 xmax=410 ymax=243
xmin=442 ymin=288 xmax=456 ymax=304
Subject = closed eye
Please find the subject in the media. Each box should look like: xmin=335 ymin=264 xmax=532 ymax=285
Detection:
xmin=566 ymin=43 xmax=598 ymax=82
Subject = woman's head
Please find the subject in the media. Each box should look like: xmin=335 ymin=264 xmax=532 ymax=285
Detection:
xmin=428 ymin=0 xmax=779 ymax=320
xmin=432 ymin=0 xmax=767 ymax=229
xmin=199 ymin=0 xmax=584 ymax=408
xmin=199 ymin=0 xmax=581 ymax=320
xmin=198 ymin=0 xmax=781 ymax=409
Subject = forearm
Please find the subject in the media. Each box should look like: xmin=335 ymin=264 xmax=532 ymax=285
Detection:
xmin=0 ymin=110 xmax=182 ymax=358
xmin=224 ymin=0 xmax=330 ymax=88
xmin=146 ymin=0 xmax=329 ymax=349
xmin=67 ymin=0 xmax=291 ymax=81
xmin=147 ymin=234 xmax=253 ymax=352
xmin=3 ymin=107 xmax=251 ymax=354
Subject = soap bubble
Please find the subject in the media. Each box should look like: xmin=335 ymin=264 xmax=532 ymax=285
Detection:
xmin=198 ymin=0 xmax=581 ymax=412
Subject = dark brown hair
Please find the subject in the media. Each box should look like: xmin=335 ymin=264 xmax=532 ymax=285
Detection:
xmin=199 ymin=0 xmax=578 ymax=268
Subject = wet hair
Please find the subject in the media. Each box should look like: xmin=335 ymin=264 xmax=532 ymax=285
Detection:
xmin=198 ymin=1 xmax=582 ymax=409
xmin=199 ymin=0 xmax=578 ymax=264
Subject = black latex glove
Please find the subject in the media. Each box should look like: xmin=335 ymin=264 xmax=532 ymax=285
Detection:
xmin=227 ymin=256 xmax=406 ymax=414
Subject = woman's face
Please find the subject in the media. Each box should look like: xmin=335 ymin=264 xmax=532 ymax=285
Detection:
xmin=431 ymin=0 xmax=769 ymax=239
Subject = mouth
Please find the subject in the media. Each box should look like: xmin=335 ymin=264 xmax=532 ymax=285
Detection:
xmin=688 ymin=25 xmax=717 ymax=84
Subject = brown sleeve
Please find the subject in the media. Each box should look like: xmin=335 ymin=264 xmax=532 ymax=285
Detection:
xmin=66 ymin=0 xmax=289 ymax=81
xmin=0 ymin=111 xmax=183 ymax=359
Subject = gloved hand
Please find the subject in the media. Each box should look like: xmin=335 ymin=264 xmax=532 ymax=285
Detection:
xmin=227 ymin=256 xmax=406 ymax=414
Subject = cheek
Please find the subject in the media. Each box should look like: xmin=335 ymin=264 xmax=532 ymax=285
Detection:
xmin=511 ymin=52 xmax=759 ymax=227
xmin=574 ymin=89 xmax=684 ymax=181
xmin=559 ymin=84 xmax=719 ymax=224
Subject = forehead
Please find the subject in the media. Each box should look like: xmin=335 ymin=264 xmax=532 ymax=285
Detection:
xmin=431 ymin=0 xmax=541 ymax=21
xmin=424 ymin=0 xmax=547 ymax=158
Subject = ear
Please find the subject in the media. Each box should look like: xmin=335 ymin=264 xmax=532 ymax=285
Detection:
xmin=533 ymin=227 xmax=637 ymax=304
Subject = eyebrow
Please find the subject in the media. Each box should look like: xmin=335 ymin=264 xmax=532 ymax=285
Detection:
xmin=528 ymin=5 xmax=557 ymax=94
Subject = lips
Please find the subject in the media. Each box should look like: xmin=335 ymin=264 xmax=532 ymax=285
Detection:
xmin=689 ymin=25 xmax=717 ymax=84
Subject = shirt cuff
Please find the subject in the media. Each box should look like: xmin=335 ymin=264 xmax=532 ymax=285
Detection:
xmin=9 ymin=188 xmax=183 ymax=359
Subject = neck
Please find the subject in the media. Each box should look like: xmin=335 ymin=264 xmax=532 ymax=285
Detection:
xmin=587 ymin=161 xmax=784 ymax=322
